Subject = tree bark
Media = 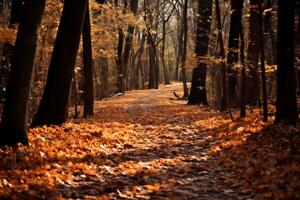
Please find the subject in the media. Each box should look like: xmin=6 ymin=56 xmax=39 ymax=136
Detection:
xmin=116 ymin=29 xmax=125 ymax=93
xmin=82 ymin=0 xmax=94 ymax=118
xmin=148 ymin=36 xmax=156 ymax=89
xmin=9 ymin=0 xmax=25 ymax=25
xmin=240 ymin=27 xmax=246 ymax=117
xmin=0 ymin=0 xmax=46 ymax=146
xmin=160 ymin=2 xmax=172 ymax=85
xmin=215 ymin=0 xmax=227 ymax=111
xmin=181 ymin=0 xmax=189 ymax=98
xmin=247 ymin=0 xmax=260 ymax=105
xmin=32 ymin=0 xmax=88 ymax=126
xmin=188 ymin=0 xmax=212 ymax=105
xmin=174 ymin=21 xmax=183 ymax=81
xmin=161 ymin=19 xmax=171 ymax=85
xmin=122 ymin=0 xmax=138 ymax=89
xmin=264 ymin=0 xmax=276 ymax=65
xmin=99 ymin=57 xmax=109 ymax=99
xmin=115 ymin=0 xmax=127 ymax=93
xmin=134 ymin=32 xmax=146 ymax=89
xmin=258 ymin=1 xmax=268 ymax=122
xmin=275 ymin=0 xmax=298 ymax=125
xmin=227 ymin=0 xmax=244 ymax=106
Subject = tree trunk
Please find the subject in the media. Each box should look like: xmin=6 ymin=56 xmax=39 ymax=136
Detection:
xmin=227 ymin=0 xmax=244 ymax=106
xmin=82 ymin=0 xmax=94 ymax=118
xmin=258 ymin=1 xmax=268 ymax=122
xmin=175 ymin=25 xmax=183 ymax=81
xmin=275 ymin=0 xmax=298 ymax=125
xmin=161 ymin=20 xmax=171 ymax=85
xmin=0 ymin=0 xmax=46 ymax=146
xmin=215 ymin=0 xmax=227 ymax=111
xmin=181 ymin=0 xmax=189 ymax=98
xmin=148 ymin=36 xmax=156 ymax=89
xmin=32 ymin=0 xmax=88 ymax=126
xmin=264 ymin=0 xmax=276 ymax=65
xmin=97 ymin=0 xmax=108 ymax=100
xmin=122 ymin=0 xmax=138 ymax=89
xmin=115 ymin=0 xmax=127 ymax=93
xmin=100 ymin=57 xmax=109 ymax=99
xmin=9 ymin=0 xmax=25 ymax=25
xmin=247 ymin=0 xmax=260 ymax=105
xmin=240 ymin=27 xmax=246 ymax=117
xmin=154 ymin=45 xmax=160 ymax=89
xmin=188 ymin=0 xmax=212 ymax=105
xmin=116 ymin=29 xmax=124 ymax=93
xmin=160 ymin=1 xmax=173 ymax=85
xmin=134 ymin=32 xmax=146 ymax=89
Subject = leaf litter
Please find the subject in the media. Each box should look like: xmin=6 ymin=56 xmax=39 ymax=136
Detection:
xmin=0 ymin=83 xmax=299 ymax=199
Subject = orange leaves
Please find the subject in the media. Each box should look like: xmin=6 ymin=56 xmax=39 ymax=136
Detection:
xmin=0 ymin=26 xmax=17 ymax=46
xmin=0 ymin=84 xmax=299 ymax=199
xmin=213 ymin=111 xmax=300 ymax=199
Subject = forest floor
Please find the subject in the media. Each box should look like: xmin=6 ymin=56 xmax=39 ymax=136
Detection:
xmin=0 ymin=83 xmax=299 ymax=200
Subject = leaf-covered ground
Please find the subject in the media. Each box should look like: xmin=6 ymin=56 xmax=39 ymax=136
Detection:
xmin=0 ymin=83 xmax=299 ymax=199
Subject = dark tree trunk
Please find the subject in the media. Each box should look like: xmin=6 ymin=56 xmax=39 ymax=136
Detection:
xmin=134 ymin=33 xmax=146 ymax=89
xmin=181 ymin=0 xmax=189 ymax=98
xmin=297 ymin=5 xmax=300 ymax=96
xmin=0 ymin=0 xmax=3 ymax=13
xmin=154 ymin=46 xmax=159 ymax=89
xmin=275 ymin=0 xmax=298 ymax=125
xmin=264 ymin=0 xmax=276 ymax=65
xmin=160 ymin=2 xmax=173 ymax=85
xmin=148 ymin=36 xmax=156 ymax=89
xmin=32 ymin=0 xmax=88 ymax=126
xmin=115 ymin=0 xmax=127 ymax=93
xmin=96 ymin=0 xmax=108 ymax=100
xmin=188 ymin=0 xmax=212 ymax=105
xmin=175 ymin=24 xmax=183 ymax=81
xmin=0 ymin=0 xmax=46 ymax=146
xmin=9 ymin=0 xmax=25 ymax=25
xmin=146 ymin=29 xmax=159 ymax=89
xmin=227 ymin=0 xmax=244 ymax=106
xmin=215 ymin=0 xmax=227 ymax=111
xmin=99 ymin=57 xmax=109 ymax=99
xmin=161 ymin=20 xmax=171 ymax=85
xmin=116 ymin=29 xmax=124 ymax=93
xmin=140 ymin=57 xmax=146 ymax=89
xmin=258 ymin=1 xmax=268 ymax=122
xmin=82 ymin=1 xmax=94 ymax=118
xmin=240 ymin=27 xmax=246 ymax=117
xmin=247 ymin=0 xmax=260 ymax=105
xmin=122 ymin=0 xmax=138 ymax=89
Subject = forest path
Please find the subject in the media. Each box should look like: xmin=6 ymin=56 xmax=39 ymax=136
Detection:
xmin=0 ymin=83 xmax=255 ymax=199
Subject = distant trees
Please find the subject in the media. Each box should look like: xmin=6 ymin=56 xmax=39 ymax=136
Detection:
xmin=0 ymin=0 xmax=46 ymax=146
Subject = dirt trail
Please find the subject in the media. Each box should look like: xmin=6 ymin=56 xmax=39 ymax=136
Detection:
xmin=0 ymin=83 xmax=255 ymax=199
xmin=60 ymin=83 xmax=253 ymax=199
